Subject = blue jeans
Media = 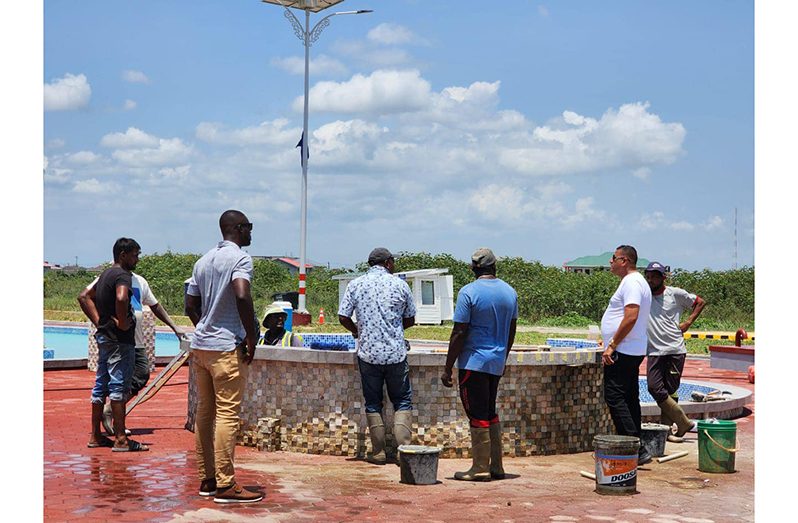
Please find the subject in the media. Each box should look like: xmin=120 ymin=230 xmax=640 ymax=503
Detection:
xmin=358 ymin=357 xmax=413 ymax=413
xmin=91 ymin=341 xmax=135 ymax=403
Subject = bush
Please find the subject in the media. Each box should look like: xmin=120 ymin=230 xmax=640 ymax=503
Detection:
xmin=41 ymin=252 xmax=755 ymax=329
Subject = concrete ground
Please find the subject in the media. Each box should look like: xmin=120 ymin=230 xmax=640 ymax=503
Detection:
xmin=44 ymin=359 xmax=754 ymax=522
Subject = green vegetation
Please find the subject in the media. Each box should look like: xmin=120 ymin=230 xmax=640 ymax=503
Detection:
xmin=44 ymin=250 xmax=754 ymax=355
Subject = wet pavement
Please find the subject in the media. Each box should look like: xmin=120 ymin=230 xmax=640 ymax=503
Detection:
xmin=44 ymin=358 xmax=754 ymax=522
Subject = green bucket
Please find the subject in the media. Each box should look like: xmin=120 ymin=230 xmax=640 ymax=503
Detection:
xmin=697 ymin=420 xmax=737 ymax=473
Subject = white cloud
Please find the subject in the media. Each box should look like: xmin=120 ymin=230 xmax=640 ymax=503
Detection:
xmin=271 ymin=54 xmax=348 ymax=77
xmin=123 ymin=99 xmax=137 ymax=110
xmin=632 ymin=167 xmax=652 ymax=180
xmin=49 ymin=70 xmax=687 ymax=248
xmin=158 ymin=165 xmax=191 ymax=180
xmin=111 ymin=138 xmax=193 ymax=167
xmin=464 ymin=184 xmax=605 ymax=229
xmin=296 ymin=69 xmax=431 ymax=114
xmin=44 ymin=73 xmax=91 ymax=111
xmin=44 ymin=168 xmax=71 ymax=184
xmin=333 ymin=40 xmax=414 ymax=68
xmin=196 ymin=119 xmax=298 ymax=146
xmin=538 ymin=5 xmax=550 ymax=17
xmin=703 ymin=215 xmax=724 ymax=230
xmin=367 ymin=23 xmax=422 ymax=45
xmin=639 ymin=211 xmax=725 ymax=232
xmin=560 ymin=197 xmax=606 ymax=227
xmin=670 ymin=221 xmax=695 ymax=231
xmin=46 ymin=138 xmax=66 ymax=149
xmin=66 ymin=151 xmax=101 ymax=165
xmin=311 ymin=120 xmax=387 ymax=166
xmin=122 ymin=70 xmax=150 ymax=84
xmin=100 ymin=127 xmax=159 ymax=149
xmin=73 ymin=178 xmax=118 ymax=193
xmin=499 ymin=102 xmax=685 ymax=176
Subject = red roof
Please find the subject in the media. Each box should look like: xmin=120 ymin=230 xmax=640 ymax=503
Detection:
xmin=277 ymin=257 xmax=313 ymax=269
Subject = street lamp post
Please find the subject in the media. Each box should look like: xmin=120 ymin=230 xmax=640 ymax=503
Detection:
xmin=262 ymin=0 xmax=371 ymax=322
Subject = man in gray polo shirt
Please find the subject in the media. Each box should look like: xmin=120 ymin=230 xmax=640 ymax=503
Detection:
xmin=645 ymin=261 xmax=706 ymax=442
xmin=185 ymin=210 xmax=262 ymax=503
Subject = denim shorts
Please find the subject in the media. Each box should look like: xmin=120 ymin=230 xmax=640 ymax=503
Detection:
xmin=91 ymin=341 xmax=136 ymax=403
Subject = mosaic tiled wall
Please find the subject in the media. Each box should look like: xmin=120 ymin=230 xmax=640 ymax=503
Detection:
xmin=235 ymin=354 xmax=613 ymax=459
xmin=87 ymin=310 xmax=156 ymax=372
xmin=546 ymin=338 xmax=600 ymax=349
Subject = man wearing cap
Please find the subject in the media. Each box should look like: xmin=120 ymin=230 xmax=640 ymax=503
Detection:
xmin=644 ymin=261 xmax=705 ymax=442
xmin=601 ymin=245 xmax=653 ymax=465
xmin=441 ymin=248 xmax=518 ymax=481
xmin=260 ymin=305 xmax=304 ymax=347
xmin=338 ymin=248 xmax=417 ymax=465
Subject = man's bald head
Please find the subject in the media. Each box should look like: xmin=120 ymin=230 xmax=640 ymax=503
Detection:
xmin=220 ymin=210 xmax=246 ymax=233
xmin=219 ymin=209 xmax=252 ymax=247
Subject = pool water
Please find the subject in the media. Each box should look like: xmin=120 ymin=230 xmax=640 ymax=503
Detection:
xmin=638 ymin=378 xmax=715 ymax=403
xmin=44 ymin=326 xmax=180 ymax=360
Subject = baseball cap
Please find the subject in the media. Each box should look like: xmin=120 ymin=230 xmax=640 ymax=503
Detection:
xmin=471 ymin=247 xmax=497 ymax=268
xmin=645 ymin=261 xmax=669 ymax=274
xmin=368 ymin=247 xmax=393 ymax=265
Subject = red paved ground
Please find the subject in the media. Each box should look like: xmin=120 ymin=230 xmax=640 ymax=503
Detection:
xmin=44 ymin=358 xmax=754 ymax=522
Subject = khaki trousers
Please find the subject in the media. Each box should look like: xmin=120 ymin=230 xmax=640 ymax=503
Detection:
xmin=192 ymin=347 xmax=248 ymax=488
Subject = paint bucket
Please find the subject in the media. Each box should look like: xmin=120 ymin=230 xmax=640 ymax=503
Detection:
xmin=398 ymin=445 xmax=441 ymax=485
xmin=640 ymin=423 xmax=670 ymax=457
xmin=593 ymin=435 xmax=640 ymax=495
xmin=698 ymin=419 xmax=737 ymax=473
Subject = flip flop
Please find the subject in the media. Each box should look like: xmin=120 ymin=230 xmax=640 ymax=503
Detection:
xmin=87 ymin=436 xmax=114 ymax=448
xmin=112 ymin=439 xmax=149 ymax=452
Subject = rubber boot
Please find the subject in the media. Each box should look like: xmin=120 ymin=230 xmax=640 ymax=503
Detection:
xmin=393 ymin=410 xmax=413 ymax=467
xmin=366 ymin=412 xmax=386 ymax=465
xmin=454 ymin=427 xmax=491 ymax=481
xmin=489 ymin=423 xmax=505 ymax=479
xmin=659 ymin=396 xmax=695 ymax=437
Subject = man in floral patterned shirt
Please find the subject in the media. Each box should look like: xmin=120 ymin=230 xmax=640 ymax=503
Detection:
xmin=338 ymin=247 xmax=417 ymax=465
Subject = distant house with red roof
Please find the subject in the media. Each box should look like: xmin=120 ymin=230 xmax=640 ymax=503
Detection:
xmin=252 ymin=256 xmax=315 ymax=276
xmin=43 ymin=261 xmax=63 ymax=274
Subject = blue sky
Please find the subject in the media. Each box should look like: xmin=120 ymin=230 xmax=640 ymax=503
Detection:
xmin=43 ymin=0 xmax=754 ymax=270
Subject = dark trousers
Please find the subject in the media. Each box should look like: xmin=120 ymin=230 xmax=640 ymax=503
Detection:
xmin=358 ymin=358 xmax=413 ymax=414
xmin=603 ymin=353 xmax=645 ymax=439
xmin=646 ymin=354 xmax=686 ymax=404
xmin=458 ymin=369 xmax=501 ymax=428
xmin=130 ymin=346 xmax=151 ymax=397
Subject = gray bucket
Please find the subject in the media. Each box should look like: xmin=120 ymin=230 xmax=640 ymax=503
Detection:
xmin=593 ymin=435 xmax=640 ymax=495
xmin=398 ymin=445 xmax=441 ymax=485
xmin=640 ymin=423 xmax=671 ymax=458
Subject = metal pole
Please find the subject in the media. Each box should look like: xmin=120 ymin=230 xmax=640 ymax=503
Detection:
xmin=734 ymin=207 xmax=738 ymax=270
xmin=298 ymin=9 xmax=310 ymax=313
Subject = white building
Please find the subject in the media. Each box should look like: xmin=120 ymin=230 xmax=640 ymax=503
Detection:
xmin=332 ymin=268 xmax=454 ymax=325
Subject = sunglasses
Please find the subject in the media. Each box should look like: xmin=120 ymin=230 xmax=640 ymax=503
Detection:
xmin=236 ymin=222 xmax=253 ymax=231
xmin=611 ymin=254 xmax=627 ymax=262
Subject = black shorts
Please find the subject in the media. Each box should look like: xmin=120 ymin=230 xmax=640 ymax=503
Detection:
xmin=458 ymin=369 xmax=501 ymax=428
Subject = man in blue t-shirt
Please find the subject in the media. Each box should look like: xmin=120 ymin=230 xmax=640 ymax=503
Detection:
xmin=441 ymin=248 xmax=518 ymax=481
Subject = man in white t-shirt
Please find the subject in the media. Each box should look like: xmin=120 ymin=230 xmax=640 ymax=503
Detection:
xmin=79 ymin=271 xmax=185 ymax=434
xmin=600 ymin=245 xmax=653 ymax=465
xmin=645 ymin=261 xmax=705 ymax=442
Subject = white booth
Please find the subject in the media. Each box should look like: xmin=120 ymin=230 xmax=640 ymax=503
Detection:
xmin=332 ymin=268 xmax=454 ymax=325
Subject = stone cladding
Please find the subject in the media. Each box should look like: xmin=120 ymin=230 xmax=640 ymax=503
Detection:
xmin=223 ymin=347 xmax=613 ymax=459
